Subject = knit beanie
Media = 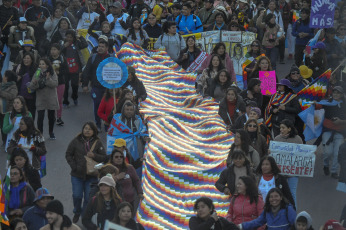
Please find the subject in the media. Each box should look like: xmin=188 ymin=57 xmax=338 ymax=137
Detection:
xmin=250 ymin=107 xmax=261 ymax=117
xmin=46 ymin=200 xmax=64 ymax=216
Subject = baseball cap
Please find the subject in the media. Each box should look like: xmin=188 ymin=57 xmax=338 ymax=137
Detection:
xmin=113 ymin=138 xmax=126 ymax=147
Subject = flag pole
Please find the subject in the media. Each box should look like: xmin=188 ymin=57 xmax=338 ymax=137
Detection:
xmin=331 ymin=59 xmax=346 ymax=75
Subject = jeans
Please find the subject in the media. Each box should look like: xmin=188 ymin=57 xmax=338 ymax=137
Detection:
xmin=265 ymin=47 xmax=279 ymax=70
xmin=91 ymin=87 xmax=106 ymax=127
xmin=63 ymin=73 xmax=79 ymax=105
xmin=287 ymin=176 xmax=298 ymax=207
xmin=287 ymin=24 xmax=296 ymax=54
xmin=322 ymin=131 xmax=345 ymax=173
xmin=37 ymin=110 xmax=55 ymax=134
xmin=71 ymin=176 xmax=97 ymax=215
xmin=278 ymin=37 xmax=286 ymax=61
xmin=56 ymin=84 xmax=65 ymax=118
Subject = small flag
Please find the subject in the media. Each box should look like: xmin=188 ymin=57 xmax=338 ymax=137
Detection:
xmin=0 ymin=167 xmax=11 ymax=225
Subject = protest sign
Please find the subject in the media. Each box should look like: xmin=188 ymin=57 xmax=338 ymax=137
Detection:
xmin=104 ymin=220 xmax=130 ymax=230
xmin=102 ymin=66 xmax=122 ymax=81
xmin=269 ymin=141 xmax=317 ymax=177
xmin=310 ymin=0 xmax=336 ymax=28
xmin=259 ymin=71 xmax=276 ymax=95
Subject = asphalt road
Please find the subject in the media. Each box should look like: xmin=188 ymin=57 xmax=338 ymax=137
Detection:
xmin=0 ymin=57 xmax=345 ymax=229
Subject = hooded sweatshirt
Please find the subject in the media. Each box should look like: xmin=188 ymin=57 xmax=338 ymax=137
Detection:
xmin=295 ymin=211 xmax=312 ymax=229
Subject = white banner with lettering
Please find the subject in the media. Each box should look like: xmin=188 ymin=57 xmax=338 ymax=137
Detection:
xmin=269 ymin=141 xmax=317 ymax=177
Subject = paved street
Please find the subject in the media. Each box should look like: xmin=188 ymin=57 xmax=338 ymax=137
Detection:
xmin=0 ymin=57 xmax=345 ymax=229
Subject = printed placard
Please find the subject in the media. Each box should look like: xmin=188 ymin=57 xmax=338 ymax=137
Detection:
xmin=102 ymin=66 xmax=122 ymax=81
xmin=259 ymin=71 xmax=276 ymax=95
xmin=270 ymin=141 xmax=317 ymax=177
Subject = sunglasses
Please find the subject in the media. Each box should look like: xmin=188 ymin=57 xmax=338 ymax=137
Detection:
xmin=114 ymin=155 xmax=124 ymax=159
xmin=291 ymin=71 xmax=299 ymax=75
xmin=251 ymin=44 xmax=259 ymax=47
xmin=231 ymin=25 xmax=238 ymax=28
xmin=148 ymin=17 xmax=156 ymax=19
xmin=248 ymin=124 xmax=257 ymax=128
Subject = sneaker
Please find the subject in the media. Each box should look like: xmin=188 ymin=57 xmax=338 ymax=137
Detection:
xmin=56 ymin=118 xmax=64 ymax=126
xmin=72 ymin=214 xmax=80 ymax=223
xmin=323 ymin=166 xmax=330 ymax=176
xmin=288 ymin=54 xmax=293 ymax=60
xmin=49 ymin=133 xmax=56 ymax=140
xmin=74 ymin=100 xmax=78 ymax=106
xmin=331 ymin=173 xmax=339 ymax=179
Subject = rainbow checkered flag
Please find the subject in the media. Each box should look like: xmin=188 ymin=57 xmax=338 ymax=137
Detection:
xmin=297 ymin=69 xmax=331 ymax=110
xmin=0 ymin=166 xmax=11 ymax=225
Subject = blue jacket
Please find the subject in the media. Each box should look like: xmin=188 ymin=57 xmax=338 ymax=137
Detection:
xmin=242 ymin=205 xmax=296 ymax=230
xmin=23 ymin=205 xmax=48 ymax=230
xmin=175 ymin=14 xmax=203 ymax=35
xmin=291 ymin=19 xmax=314 ymax=46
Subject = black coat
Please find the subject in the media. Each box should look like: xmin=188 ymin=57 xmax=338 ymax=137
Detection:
xmin=269 ymin=95 xmax=301 ymax=127
xmin=239 ymin=89 xmax=263 ymax=109
xmin=0 ymin=5 xmax=19 ymax=38
xmin=122 ymin=78 xmax=147 ymax=103
xmin=123 ymin=218 xmax=145 ymax=230
xmin=215 ymin=164 xmax=255 ymax=195
xmin=189 ymin=216 xmax=239 ymax=230
xmin=24 ymin=166 xmax=42 ymax=192
xmin=82 ymin=53 xmax=111 ymax=89
xmin=218 ymin=96 xmax=246 ymax=125
xmin=176 ymin=47 xmax=202 ymax=70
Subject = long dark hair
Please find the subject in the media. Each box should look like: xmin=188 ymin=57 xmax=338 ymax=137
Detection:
xmin=39 ymin=58 xmax=54 ymax=76
xmin=10 ymin=96 xmax=30 ymax=119
xmin=113 ymin=202 xmax=134 ymax=224
xmin=10 ymin=218 xmax=26 ymax=230
xmin=10 ymin=165 xmax=26 ymax=184
xmin=95 ymin=186 xmax=121 ymax=213
xmin=81 ymin=121 xmax=99 ymax=139
xmin=103 ymin=88 xmax=120 ymax=101
xmin=230 ymin=149 xmax=251 ymax=166
xmin=57 ymin=17 xmax=72 ymax=30
xmin=212 ymin=42 xmax=227 ymax=59
xmin=181 ymin=36 xmax=198 ymax=53
xmin=18 ymin=52 xmax=37 ymax=77
xmin=264 ymin=188 xmax=288 ymax=213
xmin=280 ymin=119 xmax=298 ymax=138
xmin=230 ymin=129 xmax=251 ymax=154
xmin=207 ymin=54 xmax=224 ymax=76
xmin=214 ymin=69 xmax=231 ymax=89
xmin=265 ymin=13 xmax=276 ymax=27
xmin=251 ymin=56 xmax=272 ymax=76
xmin=256 ymin=156 xmax=281 ymax=175
xmin=248 ymin=40 xmax=264 ymax=56
xmin=238 ymin=176 xmax=259 ymax=204
xmin=109 ymin=149 xmax=127 ymax=172
xmin=9 ymin=147 xmax=31 ymax=169
xmin=14 ymin=117 xmax=40 ymax=144
xmin=193 ymin=197 xmax=215 ymax=213
xmin=129 ymin=18 xmax=146 ymax=41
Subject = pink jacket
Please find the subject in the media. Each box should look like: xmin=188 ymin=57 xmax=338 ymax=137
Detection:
xmin=226 ymin=194 xmax=264 ymax=225
xmin=199 ymin=53 xmax=236 ymax=83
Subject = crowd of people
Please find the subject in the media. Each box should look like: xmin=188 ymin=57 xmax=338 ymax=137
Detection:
xmin=0 ymin=0 xmax=346 ymax=228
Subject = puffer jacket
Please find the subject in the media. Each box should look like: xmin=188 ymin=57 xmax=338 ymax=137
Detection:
xmin=8 ymin=25 xmax=36 ymax=61
xmin=65 ymin=135 xmax=107 ymax=179
xmin=226 ymin=194 xmax=264 ymax=224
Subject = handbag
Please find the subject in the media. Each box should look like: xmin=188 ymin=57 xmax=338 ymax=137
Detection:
xmin=84 ymin=140 xmax=99 ymax=177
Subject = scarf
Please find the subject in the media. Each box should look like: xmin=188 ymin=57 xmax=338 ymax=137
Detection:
xmin=9 ymin=182 xmax=27 ymax=209
xmin=262 ymin=173 xmax=274 ymax=181
xmin=248 ymin=131 xmax=257 ymax=142
xmin=287 ymin=76 xmax=303 ymax=88
xmin=1 ymin=81 xmax=15 ymax=90
xmin=265 ymin=92 xmax=295 ymax=127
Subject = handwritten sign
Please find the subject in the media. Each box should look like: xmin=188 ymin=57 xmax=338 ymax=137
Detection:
xmin=259 ymin=71 xmax=276 ymax=95
xmin=102 ymin=66 xmax=122 ymax=81
xmin=221 ymin=31 xmax=242 ymax=43
xmin=270 ymin=141 xmax=317 ymax=177
xmin=310 ymin=0 xmax=336 ymax=28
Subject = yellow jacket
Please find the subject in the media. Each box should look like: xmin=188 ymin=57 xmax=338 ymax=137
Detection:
xmin=153 ymin=2 xmax=173 ymax=21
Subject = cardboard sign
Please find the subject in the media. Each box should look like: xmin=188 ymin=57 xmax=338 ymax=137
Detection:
xmin=310 ymin=0 xmax=336 ymax=28
xmin=259 ymin=71 xmax=276 ymax=95
xmin=270 ymin=141 xmax=317 ymax=177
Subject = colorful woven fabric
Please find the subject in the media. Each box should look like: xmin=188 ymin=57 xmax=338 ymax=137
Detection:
xmin=297 ymin=69 xmax=331 ymax=110
xmin=117 ymin=43 xmax=233 ymax=229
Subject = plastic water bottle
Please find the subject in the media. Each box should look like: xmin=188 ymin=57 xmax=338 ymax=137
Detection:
xmin=34 ymin=68 xmax=41 ymax=79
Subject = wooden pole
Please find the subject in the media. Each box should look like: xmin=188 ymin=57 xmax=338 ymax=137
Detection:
xmin=2 ymin=15 xmax=13 ymax=31
xmin=331 ymin=59 xmax=346 ymax=75
xmin=113 ymin=89 xmax=116 ymax=112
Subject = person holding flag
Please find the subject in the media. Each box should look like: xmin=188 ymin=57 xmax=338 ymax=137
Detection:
xmin=315 ymin=86 xmax=346 ymax=180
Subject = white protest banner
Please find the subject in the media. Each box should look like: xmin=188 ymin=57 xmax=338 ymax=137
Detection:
xmin=269 ymin=141 xmax=317 ymax=177
xmin=221 ymin=31 xmax=242 ymax=43
xmin=104 ymin=220 xmax=130 ymax=230
xmin=102 ymin=66 xmax=122 ymax=81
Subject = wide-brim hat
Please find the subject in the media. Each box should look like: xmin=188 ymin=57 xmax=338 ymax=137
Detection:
xmin=299 ymin=65 xmax=313 ymax=79
xmin=277 ymin=79 xmax=292 ymax=89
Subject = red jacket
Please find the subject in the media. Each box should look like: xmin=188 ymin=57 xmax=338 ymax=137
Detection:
xmin=97 ymin=97 xmax=117 ymax=123
xmin=226 ymin=194 xmax=264 ymax=225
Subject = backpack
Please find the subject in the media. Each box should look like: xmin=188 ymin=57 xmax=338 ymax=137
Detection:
xmin=176 ymin=14 xmax=202 ymax=30
xmin=160 ymin=33 xmax=182 ymax=43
